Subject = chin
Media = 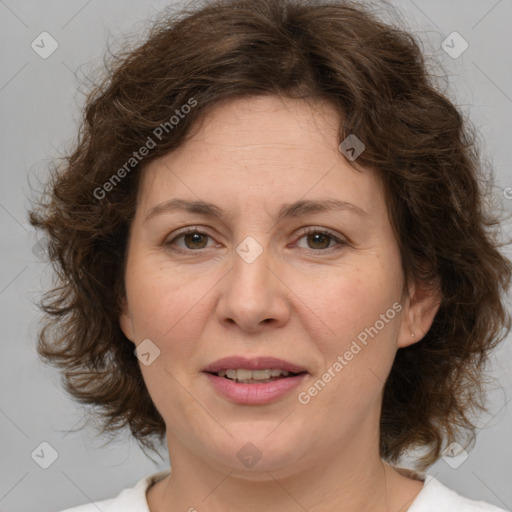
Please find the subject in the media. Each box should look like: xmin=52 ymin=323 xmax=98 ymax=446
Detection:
xmin=198 ymin=423 xmax=309 ymax=475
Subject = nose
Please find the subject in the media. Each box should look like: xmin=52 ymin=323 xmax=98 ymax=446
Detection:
xmin=215 ymin=240 xmax=291 ymax=333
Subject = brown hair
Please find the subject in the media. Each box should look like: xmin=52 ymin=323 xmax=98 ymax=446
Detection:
xmin=29 ymin=0 xmax=511 ymax=470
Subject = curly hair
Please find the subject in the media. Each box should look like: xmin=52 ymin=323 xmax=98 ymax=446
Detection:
xmin=29 ymin=0 xmax=511 ymax=470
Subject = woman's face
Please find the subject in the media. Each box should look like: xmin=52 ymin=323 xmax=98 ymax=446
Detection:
xmin=120 ymin=95 xmax=426 ymax=476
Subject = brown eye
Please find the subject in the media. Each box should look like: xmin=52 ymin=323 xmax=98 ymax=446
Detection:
xmin=166 ymin=229 xmax=214 ymax=251
xmin=294 ymin=228 xmax=346 ymax=253
xmin=182 ymin=232 xmax=209 ymax=249
xmin=305 ymin=232 xmax=332 ymax=250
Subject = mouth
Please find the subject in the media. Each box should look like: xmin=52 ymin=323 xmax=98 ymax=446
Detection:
xmin=202 ymin=356 xmax=308 ymax=404
xmin=209 ymin=368 xmax=306 ymax=384
xmin=203 ymin=356 xmax=308 ymax=380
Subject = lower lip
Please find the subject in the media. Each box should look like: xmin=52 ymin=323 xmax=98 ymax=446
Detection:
xmin=204 ymin=372 xmax=307 ymax=405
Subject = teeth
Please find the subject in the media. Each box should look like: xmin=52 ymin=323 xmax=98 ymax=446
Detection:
xmin=225 ymin=369 xmax=237 ymax=380
xmin=217 ymin=368 xmax=291 ymax=382
xmin=252 ymin=369 xmax=271 ymax=380
xmin=237 ymin=369 xmax=253 ymax=381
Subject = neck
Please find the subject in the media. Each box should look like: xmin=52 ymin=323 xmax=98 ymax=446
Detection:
xmin=148 ymin=422 xmax=423 ymax=512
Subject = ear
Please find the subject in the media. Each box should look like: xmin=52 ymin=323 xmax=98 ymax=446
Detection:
xmin=397 ymin=277 xmax=441 ymax=348
xmin=119 ymin=296 xmax=135 ymax=343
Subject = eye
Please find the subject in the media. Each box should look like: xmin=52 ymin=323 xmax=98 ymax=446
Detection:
xmin=165 ymin=227 xmax=216 ymax=251
xmin=294 ymin=227 xmax=346 ymax=252
xmin=164 ymin=226 xmax=347 ymax=254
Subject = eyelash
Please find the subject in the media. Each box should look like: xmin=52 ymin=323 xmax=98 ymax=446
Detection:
xmin=164 ymin=226 xmax=347 ymax=254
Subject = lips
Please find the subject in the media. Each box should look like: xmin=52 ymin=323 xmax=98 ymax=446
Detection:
xmin=202 ymin=356 xmax=307 ymax=374
xmin=202 ymin=356 xmax=308 ymax=404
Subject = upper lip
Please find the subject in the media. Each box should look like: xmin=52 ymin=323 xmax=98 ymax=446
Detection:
xmin=203 ymin=356 xmax=308 ymax=374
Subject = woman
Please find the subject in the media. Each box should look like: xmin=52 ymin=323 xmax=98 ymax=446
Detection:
xmin=30 ymin=0 xmax=511 ymax=511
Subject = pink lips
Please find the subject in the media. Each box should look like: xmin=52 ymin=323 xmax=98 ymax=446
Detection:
xmin=202 ymin=356 xmax=308 ymax=405
xmin=203 ymin=356 xmax=307 ymax=374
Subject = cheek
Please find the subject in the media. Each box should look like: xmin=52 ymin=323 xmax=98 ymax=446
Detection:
xmin=293 ymin=260 xmax=402 ymax=347
xmin=124 ymin=255 xmax=209 ymax=357
xmin=292 ymin=258 xmax=403 ymax=410
xmin=125 ymin=259 xmax=210 ymax=422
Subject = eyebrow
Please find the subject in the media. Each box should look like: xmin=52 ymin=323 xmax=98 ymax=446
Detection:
xmin=143 ymin=198 xmax=369 ymax=224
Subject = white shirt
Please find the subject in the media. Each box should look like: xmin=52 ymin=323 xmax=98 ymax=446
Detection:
xmin=58 ymin=469 xmax=508 ymax=512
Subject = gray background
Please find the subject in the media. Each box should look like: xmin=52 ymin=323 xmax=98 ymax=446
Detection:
xmin=1 ymin=1 xmax=511 ymax=511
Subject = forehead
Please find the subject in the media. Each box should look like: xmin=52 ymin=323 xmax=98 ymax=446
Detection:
xmin=136 ymin=95 xmax=383 ymax=219
xmin=190 ymin=94 xmax=341 ymax=147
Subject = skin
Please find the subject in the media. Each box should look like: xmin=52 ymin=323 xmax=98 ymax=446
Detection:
xmin=119 ymin=95 xmax=440 ymax=512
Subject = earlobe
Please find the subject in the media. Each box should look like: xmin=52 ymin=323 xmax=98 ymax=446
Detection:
xmin=119 ymin=298 xmax=135 ymax=343
xmin=398 ymin=278 xmax=441 ymax=349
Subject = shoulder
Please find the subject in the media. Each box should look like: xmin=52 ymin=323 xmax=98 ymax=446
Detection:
xmin=57 ymin=471 xmax=170 ymax=512
xmin=409 ymin=474 xmax=507 ymax=512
